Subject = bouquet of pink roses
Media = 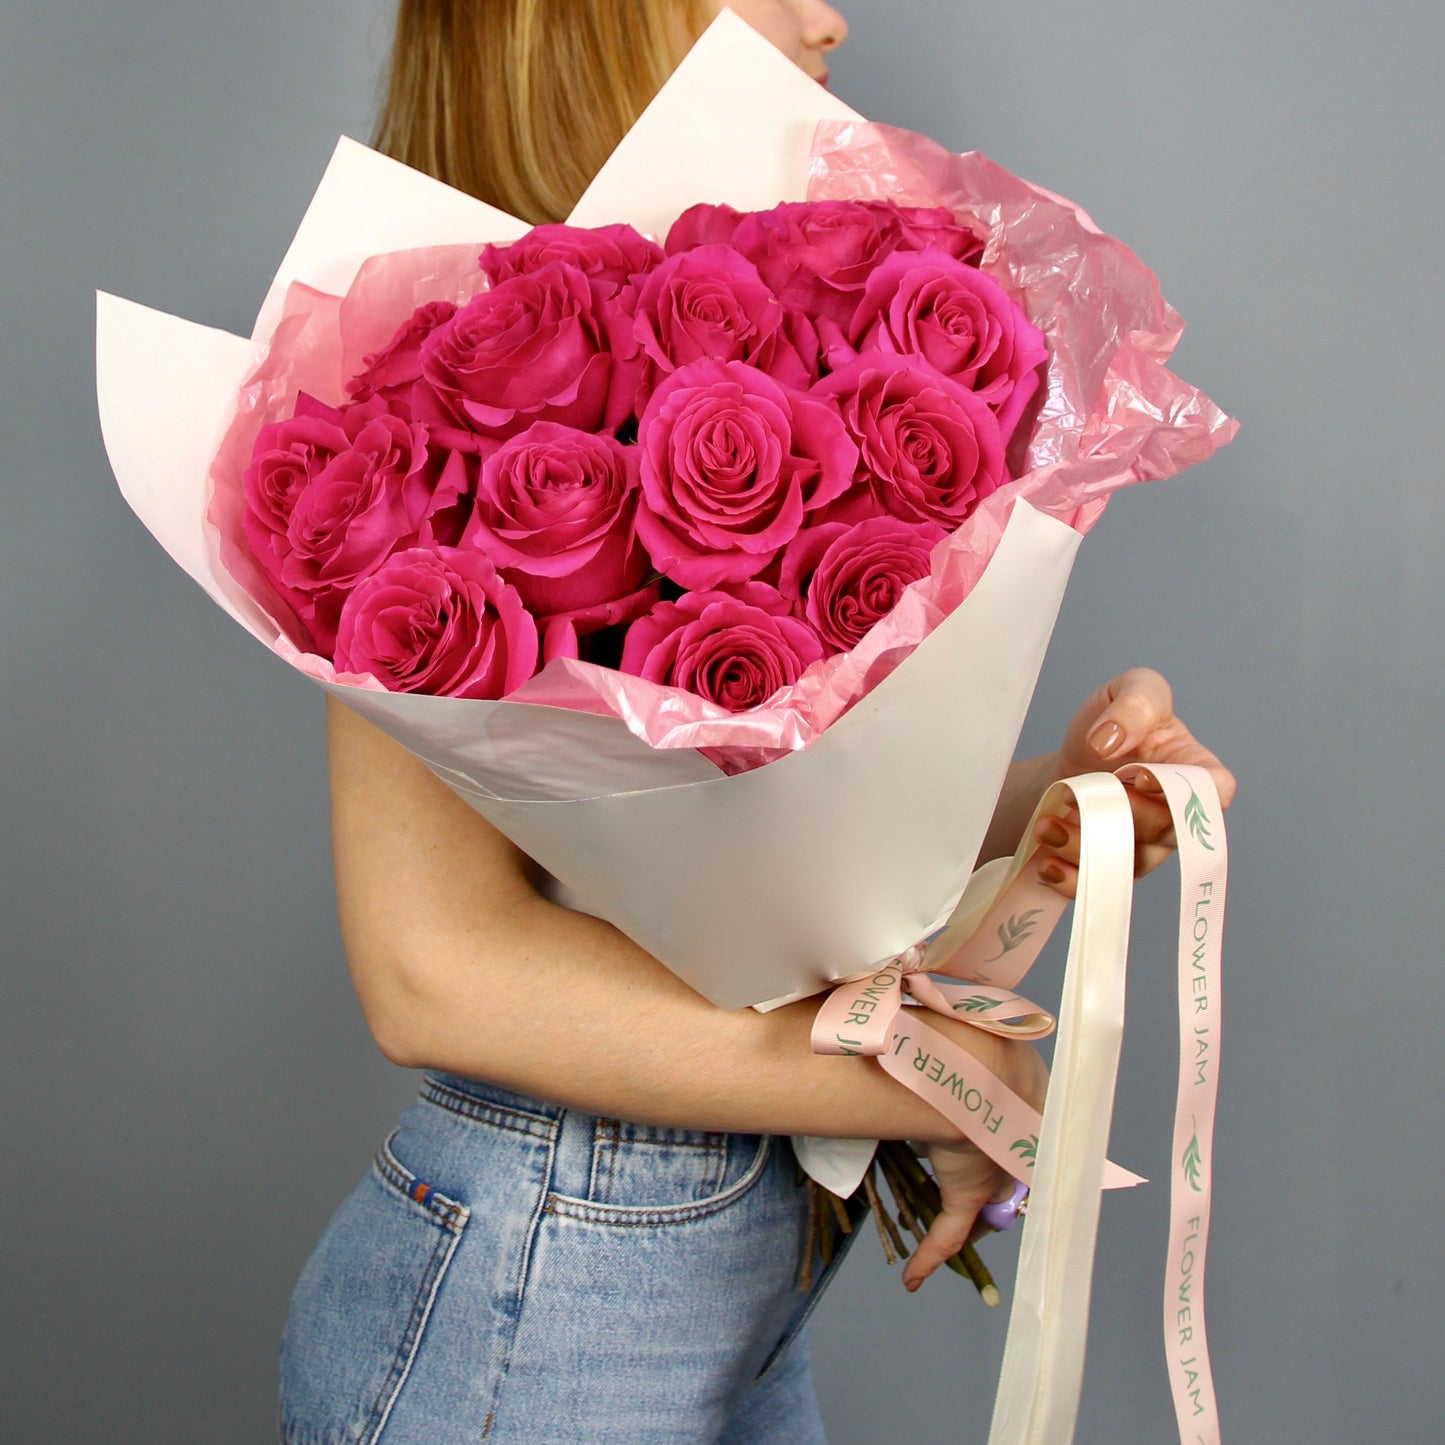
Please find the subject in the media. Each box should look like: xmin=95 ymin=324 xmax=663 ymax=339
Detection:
xmin=97 ymin=15 xmax=1235 ymax=1441
xmin=234 ymin=193 xmax=1043 ymax=717
xmin=100 ymin=0 xmax=1233 ymax=1199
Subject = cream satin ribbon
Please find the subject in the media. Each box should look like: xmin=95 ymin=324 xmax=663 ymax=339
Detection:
xmin=809 ymin=764 xmax=1227 ymax=1445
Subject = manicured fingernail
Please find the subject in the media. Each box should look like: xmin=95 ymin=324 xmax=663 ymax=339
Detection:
xmin=1037 ymin=819 xmax=1069 ymax=850
xmin=1039 ymin=860 xmax=1066 ymax=886
xmin=1088 ymin=721 xmax=1125 ymax=758
xmin=1134 ymin=772 xmax=1163 ymax=793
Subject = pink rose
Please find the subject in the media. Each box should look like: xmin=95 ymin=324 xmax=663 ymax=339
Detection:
xmin=632 ymin=245 xmax=816 ymax=401
xmin=814 ymin=352 xmax=1007 ymax=529
xmin=242 ymin=395 xmax=351 ymax=573
xmin=480 ymin=223 xmax=663 ymax=296
xmin=620 ymin=582 xmax=824 ymax=711
xmin=780 ymin=516 xmax=947 ymax=654
xmin=664 ymin=202 xmax=746 ymax=254
xmin=333 ymin=546 xmax=538 ymax=698
xmin=889 ymin=205 xmax=987 ymax=265
xmin=413 ymin=263 xmax=642 ymax=448
xmin=635 ymin=359 xmax=857 ymax=589
xmin=840 ymin=248 xmax=1048 ymax=448
xmin=730 ymin=201 xmax=895 ymax=327
xmin=242 ymin=397 xmax=431 ymax=650
xmin=462 ymin=422 xmax=645 ymax=615
xmin=729 ymin=200 xmax=982 ymax=329
xmin=346 ymin=300 xmax=458 ymax=417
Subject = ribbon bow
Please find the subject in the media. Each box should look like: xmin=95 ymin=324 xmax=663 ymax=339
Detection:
xmin=809 ymin=884 xmax=1145 ymax=1193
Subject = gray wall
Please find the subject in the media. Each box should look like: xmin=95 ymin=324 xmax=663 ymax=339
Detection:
xmin=4 ymin=1 xmax=1440 ymax=1439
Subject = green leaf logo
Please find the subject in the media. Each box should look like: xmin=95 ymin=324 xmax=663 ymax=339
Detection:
xmin=1182 ymin=1126 xmax=1204 ymax=1192
xmin=1180 ymin=779 xmax=1216 ymax=853
xmin=953 ymin=993 xmax=999 ymax=1014
xmin=1011 ymin=1135 xmax=1038 ymax=1166
xmin=984 ymin=908 xmax=1045 ymax=961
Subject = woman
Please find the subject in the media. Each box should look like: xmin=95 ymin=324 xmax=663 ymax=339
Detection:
xmin=279 ymin=3 xmax=1235 ymax=1440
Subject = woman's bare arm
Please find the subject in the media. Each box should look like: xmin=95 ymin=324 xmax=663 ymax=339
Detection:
xmin=328 ymin=697 xmax=1043 ymax=1142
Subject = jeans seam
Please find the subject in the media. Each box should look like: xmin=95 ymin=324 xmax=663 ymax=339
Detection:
xmin=420 ymin=1076 xmax=558 ymax=1142
xmin=371 ymin=1139 xmax=468 ymax=1233
xmin=707 ymin=1131 xmax=726 ymax=1193
xmin=591 ymin=1117 xmax=622 ymax=1205
xmin=476 ymin=1123 xmax=558 ymax=1440
xmin=753 ymin=1186 xmax=866 ymax=1383
xmin=590 ymin=1121 xmax=734 ymax=1204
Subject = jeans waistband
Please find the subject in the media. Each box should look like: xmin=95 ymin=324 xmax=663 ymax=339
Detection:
xmin=418 ymin=1071 xmax=764 ymax=1207
xmin=421 ymin=1070 xmax=761 ymax=1150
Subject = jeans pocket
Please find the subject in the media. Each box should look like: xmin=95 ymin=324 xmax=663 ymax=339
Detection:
xmin=279 ymin=1132 xmax=469 ymax=1445
xmin=547 ymin=1127 xmax=772 ymax=1226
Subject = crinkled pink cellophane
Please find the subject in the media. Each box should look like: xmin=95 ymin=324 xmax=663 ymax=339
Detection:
xmin=208 ymin=120 xmax=1237 ymax=773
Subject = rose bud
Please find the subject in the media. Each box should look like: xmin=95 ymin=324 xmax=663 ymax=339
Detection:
xmin=843 ymin=248 xmax=1048 ymax=449
xmin=333 ymin=545 xmax=538 ymax=699
xmin=480 ymin=222 xmax=663 ymax=297
xmin=243 ymin=397 xmax=431 ymax=652
xmin=462 ymin=422 xmax=646 ymax=615
xmin=620 ymin=583 xmax=824 ymax=712
xmin=632 ymin=245 xmax=816 ymax=403
xmin=664 ymin=202 xmax=746 ymax=254
xmin=412 ymin=262 xmax=643 ymax=449
xmin=346 ymin=299 xmax=458 ymax=418
xmin=780 ymin=515 xmax=947 ymax=654
xmin=635 ymin=359 xmax=856 ymax=590
xmin=813 ymin=351 xmax=1007 ymax=530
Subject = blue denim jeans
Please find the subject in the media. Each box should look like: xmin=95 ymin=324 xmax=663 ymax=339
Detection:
xmin=279 ymin=1073 xmax=852 ymax=1443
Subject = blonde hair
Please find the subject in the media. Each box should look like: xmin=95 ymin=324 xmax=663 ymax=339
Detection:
xmin=374 ymin=0 xmax=710 ymax=225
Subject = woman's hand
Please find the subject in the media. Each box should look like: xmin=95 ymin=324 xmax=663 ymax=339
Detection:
xmin=900 ymin=1138 xmax=1009 ymax=1293
xmin=1033 ymin=667 xmax=1237 ymax=897
xmin=901 ymin=1041 xmax=1048 ymax=1292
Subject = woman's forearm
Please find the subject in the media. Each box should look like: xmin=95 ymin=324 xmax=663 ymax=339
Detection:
xmin=380 ymin=889 xmax=1034 ymax=1141
xmin=328 ymin=698 xmax=1042 ymax=1143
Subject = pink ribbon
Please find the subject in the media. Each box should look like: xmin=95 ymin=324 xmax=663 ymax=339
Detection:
xmin=1138 ymin=765 xmax=1225 ymax=1443
xmin=809 ymin=942 xmax=1145 ymax=1191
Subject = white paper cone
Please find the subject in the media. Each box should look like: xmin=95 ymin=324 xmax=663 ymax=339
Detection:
xmin=327 ymin=499 xmax=1078 ymax=1009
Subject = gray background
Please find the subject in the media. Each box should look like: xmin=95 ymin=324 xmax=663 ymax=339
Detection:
xmin=4 ymin=0 xmax=1441 ymax=1439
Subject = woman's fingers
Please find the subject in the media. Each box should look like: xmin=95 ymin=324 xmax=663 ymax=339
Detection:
xmin=1035 ymin=804 xmax=1182 ymax=893
xmin=901 ymin=1204 xmax=981 ymax=1292
xmin=1036 ymin=853 xmax=1079 ymax=897
xmin=1041 ymin=667 xmax=1236 ymax=898
xmin=1085 ymin=667 xmax=1176 ymax=760
xmin=906 ymin=1131 xmax=1025 ymax=1291
xmin=1035 ymin=786 xmax=1177 ymax=866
